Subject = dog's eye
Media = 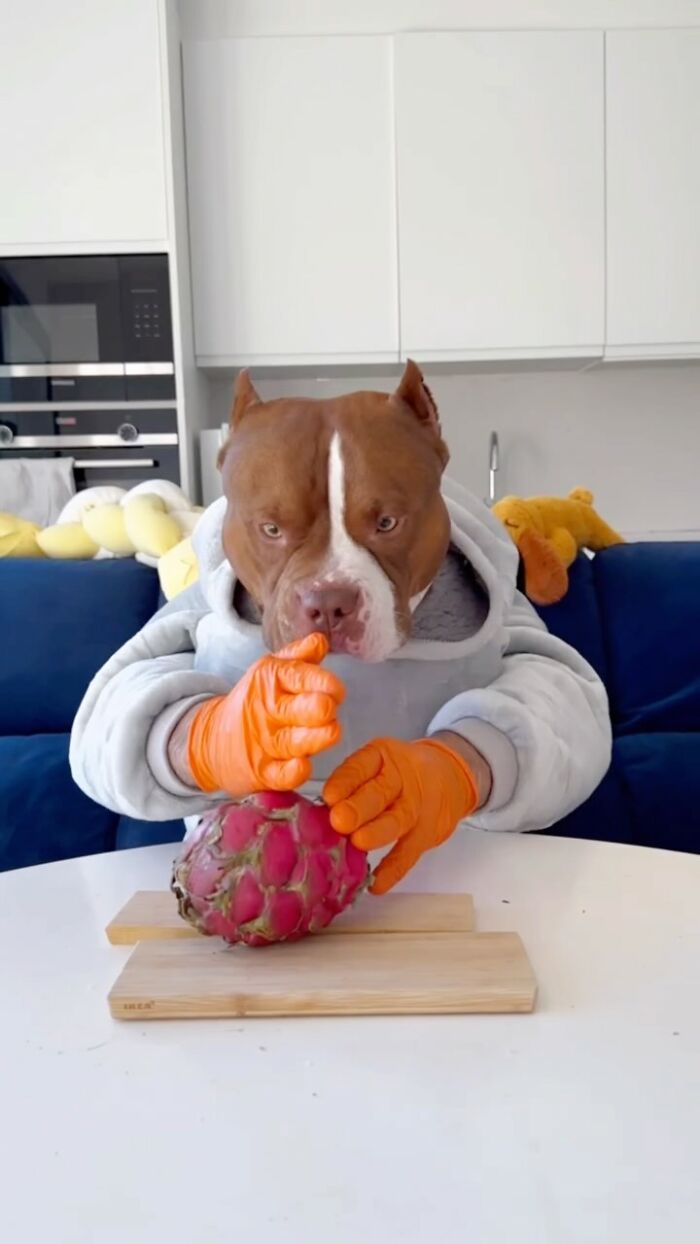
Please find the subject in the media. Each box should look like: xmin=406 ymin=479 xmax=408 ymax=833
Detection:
xmin=261 ymin=522 xmax=282 ymax=539
xmin=376 ymin=515 xmax=398 ymax=533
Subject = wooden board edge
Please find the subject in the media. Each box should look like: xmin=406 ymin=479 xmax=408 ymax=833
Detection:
xmin=107 ymin=929 xmax=537 ymax=1021
xmin=105 ymin=921 xmax=197 ymax=945
xmin=109 ymin=989 xmax=536 ymax=1020
xmin=105 ymin=890 xmax=476 ymax=944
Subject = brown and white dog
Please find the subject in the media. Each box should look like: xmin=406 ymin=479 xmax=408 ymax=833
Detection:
xmin=218 ymin=360 xmax=452 ymax=662
xmin=70 ymin=358 xmax=611 ymax=836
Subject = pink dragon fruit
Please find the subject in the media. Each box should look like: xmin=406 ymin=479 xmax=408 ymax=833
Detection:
xmin=171 ymin=791 xmax=369 ymax=946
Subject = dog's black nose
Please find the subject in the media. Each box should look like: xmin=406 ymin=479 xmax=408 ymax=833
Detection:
xmin=296 ymin=583 xmax=360 ymax=634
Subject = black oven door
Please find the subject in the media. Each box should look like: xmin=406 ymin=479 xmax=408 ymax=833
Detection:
xmin=0 ymin=256 xmax=125 ymax=403
xmin=0 ymin=406 xmax=180 ymax=491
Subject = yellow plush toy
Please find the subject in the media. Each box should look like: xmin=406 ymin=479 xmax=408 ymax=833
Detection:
xmin=0 ymin=512 xmax=44 ymax=558
xmin=32 ymin=481 xmax=203 ymax=567
xmin=158 ymin=535 xmax=200 ymax=601
xmin=492 ymin=488 xmax=624 ymax=606
xmin=0 ymin=481 xmax=203 ymax=597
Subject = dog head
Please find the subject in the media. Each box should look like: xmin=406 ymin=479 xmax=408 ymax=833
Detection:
xmin=218 ymin=361 xmax=451 ymax=661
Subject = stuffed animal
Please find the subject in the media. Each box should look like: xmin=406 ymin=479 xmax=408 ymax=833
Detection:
xmin=0 ymin=481 xmax=204 ymax=597
xmin=34 ymin=480 xmax=202 ymax=566
xmin=158 ymin=534 xmax=200 ymax=601
xmin=492 ymin=488 xmax=624 ymax=606
xmin=0 ymin=512 xmax=44 ymax=558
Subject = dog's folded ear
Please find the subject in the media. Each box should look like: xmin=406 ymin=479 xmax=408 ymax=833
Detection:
xmin=230 ymin=369 xmax=262 ymax=427
xmin=218 ymin=370 xmax=263 ymax=469
xmin=392 ymin=359 xmax=439 ymax=428
xmin=391 ymin=360 xmax=448 ymax=467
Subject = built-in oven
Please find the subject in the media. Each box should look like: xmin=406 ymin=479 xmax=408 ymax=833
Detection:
xmin=0 ymin=254 xmax=180 ymax=487
xmin=0 ymin=408 xmax=179 ymax=491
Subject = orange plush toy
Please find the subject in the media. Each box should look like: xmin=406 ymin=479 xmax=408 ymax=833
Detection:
xmin=492 ymin=488 xmax=624 ymax=606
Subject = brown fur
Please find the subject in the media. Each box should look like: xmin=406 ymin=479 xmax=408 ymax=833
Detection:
xmin=218 ymin=363 xmax=451 ymax=652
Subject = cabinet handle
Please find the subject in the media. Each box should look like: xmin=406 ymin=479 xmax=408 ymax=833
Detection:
xmin=74 ymin=458 xmax=156 ymax=469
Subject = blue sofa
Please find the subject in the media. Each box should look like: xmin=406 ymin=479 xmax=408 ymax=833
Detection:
xmin=541 ymin=542 xmax=700 ymax=854
xmin=1 ymin=544 xmax=698 ymax=870
xmin=0 ymin=559 xmax=184 ymax=870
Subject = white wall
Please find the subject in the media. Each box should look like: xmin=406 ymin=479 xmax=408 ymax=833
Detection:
xmin=207 ymin=365 xmax=700 ymax=536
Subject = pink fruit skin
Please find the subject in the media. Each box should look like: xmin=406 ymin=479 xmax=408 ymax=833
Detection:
xmin=259 ymin=822 xmax=297 ymax=887
xmin=171 ymin=791 xmax=369 ymax=947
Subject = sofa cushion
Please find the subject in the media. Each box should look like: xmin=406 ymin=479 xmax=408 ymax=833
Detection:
xmin=545 ymin=732 xmax=700 ymax=853
xmin=0 ymin=558 xmax=160 ymax=735
xmin=615 ymin=732 xmax=700 ymax=853
xmin=0 ymin=733 xmax=117 ymax=870
xmin=534 ymin=553 xmax=607 ymax=682
xmin=592 ymin=543 xmax=700 ymax=735
xmin=115 ymin=816 xmax=185 ymax=851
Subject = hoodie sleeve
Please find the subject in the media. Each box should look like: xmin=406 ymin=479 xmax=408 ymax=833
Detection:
xmin=428 ymin=590 xmax=612 ymax=832
xmin=69 ymin=605 xmax=232 ymax=821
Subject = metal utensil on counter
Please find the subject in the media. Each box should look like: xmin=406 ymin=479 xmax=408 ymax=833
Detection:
xmin=485 ymin=431 xmax=500 ymax=506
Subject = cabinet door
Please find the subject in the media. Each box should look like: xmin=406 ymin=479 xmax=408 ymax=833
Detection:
xmin=184 ymin=36 xmax=398 ymax=364
xmin=395 ymin=32 xmax=604 ymax=360
xmin=0 ymin=0 xmax=167 ymax=249
xmin=606 ymin=30 xmax=700 ymax=357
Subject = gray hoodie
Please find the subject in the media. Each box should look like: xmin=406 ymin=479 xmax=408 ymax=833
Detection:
xmin=70 ymin=479 xmax=612 ymax=833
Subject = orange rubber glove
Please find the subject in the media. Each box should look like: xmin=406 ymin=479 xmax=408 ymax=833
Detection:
xmin=188 ymin=633 xmax=344 ymax=796
xmin=323 ymin=737 xmax=479 ymax=895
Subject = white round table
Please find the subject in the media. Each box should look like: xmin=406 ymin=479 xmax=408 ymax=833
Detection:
xmin=2 ymin=830 xmax=699 ymax=1243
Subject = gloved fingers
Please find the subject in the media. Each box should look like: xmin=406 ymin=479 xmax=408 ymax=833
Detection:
xmin=274 ymin=690 xmax=339 ymax=728
xmin=369 ymin=832 xmax=423 ymax=895
xmin=323 ymin=742 xmax=384 ymax=806
xmin=277 ymin=660 xmax=345 ymax=703
xmin=276 ymin=632 xmax=329 ymax=664
xmin=259 ymin=755 xmax=311 ymax=790
xmin=273 ymin=722 xmax=341 ymax=759
xmin=351 ymin=804 xmax=411 ymax=852
xmin=328 ymin=765 xmax=403 ymax=834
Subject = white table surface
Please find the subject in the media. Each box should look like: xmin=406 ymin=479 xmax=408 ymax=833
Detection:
xmin=2 ymin=830 xmax=699 ymax=1244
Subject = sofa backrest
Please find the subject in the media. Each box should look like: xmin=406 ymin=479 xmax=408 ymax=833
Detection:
xmin=540 ymin=543 xmax=700 ymax=735
xmin=3 ymin=541 xmax=697 ymax=743
xmin=0 ymin=559 xmax=161 ymax=735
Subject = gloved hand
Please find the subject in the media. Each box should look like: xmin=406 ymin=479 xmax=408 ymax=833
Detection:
xmin=323 ymin=737 xmax=479 ymax=895
xmin=188 ymin=633 xmax=344 ymax=796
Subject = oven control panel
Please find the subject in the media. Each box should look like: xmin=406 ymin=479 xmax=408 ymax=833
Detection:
xmin=119 ymin=255 xmax=173 ymax=361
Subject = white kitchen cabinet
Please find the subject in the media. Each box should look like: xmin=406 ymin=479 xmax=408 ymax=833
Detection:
xmin=0 ymin=0 xmax=167 ymax=251
xmin=183 ymin=36 xmax=398 ymax=365
xmin=606 ymin=29 xmax=700 ymax=359
xmin=394 ymin=32 xmax=605 ymax=361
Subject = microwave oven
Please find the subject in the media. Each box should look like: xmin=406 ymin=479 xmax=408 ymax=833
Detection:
xmin=0 ymin=254 xmax=180 ymax=488
xmin=0 ymin=253 xmax=175 ymax=404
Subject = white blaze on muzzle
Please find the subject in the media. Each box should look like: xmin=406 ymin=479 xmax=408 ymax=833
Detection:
xmin=324 ymin=432 xmax=401 ymax=661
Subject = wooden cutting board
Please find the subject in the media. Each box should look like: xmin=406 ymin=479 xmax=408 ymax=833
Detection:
xmin=105 ymin=890 xmax=475 ymax=944
xmin=108 ymin=930 xmax=536 ymax=1019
